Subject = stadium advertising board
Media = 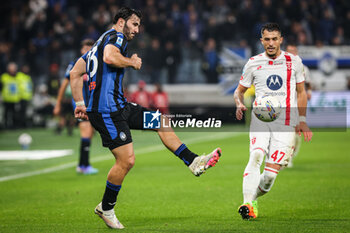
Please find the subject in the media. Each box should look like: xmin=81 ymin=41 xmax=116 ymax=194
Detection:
xmin=218 ymin=46 xmax=251 ymax=95
xmin=298 ymin=46 xmax=350 ymax=91
xmin=306 ymin=91 xmax=349 ymax=127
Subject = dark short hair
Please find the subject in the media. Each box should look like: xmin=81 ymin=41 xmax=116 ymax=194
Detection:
xmin=113 ymin=7 xmax=142 ymax=24
xmin=261 ymin=23 xmax=282 ymax=37
xmin=286 ymin=43 xmax=297 ymax=48
xmin=81 ymin=39 xmax=95 ymax=47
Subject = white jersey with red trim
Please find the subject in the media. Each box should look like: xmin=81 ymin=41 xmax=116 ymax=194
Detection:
xmin=240 ymin=51 xmax=305 ymax=126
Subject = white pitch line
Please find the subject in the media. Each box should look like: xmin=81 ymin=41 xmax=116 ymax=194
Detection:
xmin=0 ymin=162 xmax=77 ymax=182
xmin=0 ymin=132 xmax=244 ymax=183
xmin=0 ymin=149 xmax=74 ymax=160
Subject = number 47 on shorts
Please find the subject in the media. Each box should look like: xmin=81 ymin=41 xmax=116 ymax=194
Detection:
xmin=270 ymin=150 xmax=285 ymax=163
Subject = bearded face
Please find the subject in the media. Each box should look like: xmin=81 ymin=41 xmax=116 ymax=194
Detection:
xmin=260 ymin=30 xmax=283 ymax=59
xmin=122 ymin=14 xmax=140 ymax=41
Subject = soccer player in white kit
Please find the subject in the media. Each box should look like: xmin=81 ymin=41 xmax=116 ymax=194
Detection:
xmin=234 ymin=23 xmax=313 ymax=220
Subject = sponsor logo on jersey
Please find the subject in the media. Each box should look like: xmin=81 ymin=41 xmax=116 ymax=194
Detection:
xmin=274 ymin=60 xmax=284 ymax=65
xmin=265 ymin=91 xmax=286 ymax=96
xmin=266 ymin=75 xmax=283 ymax=90
xmin=268 ymin=60 xmax=284 ymax=65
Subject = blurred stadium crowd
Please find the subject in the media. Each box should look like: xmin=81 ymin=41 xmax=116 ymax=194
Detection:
xmin=1 ymin=0 xmax=349 ymax=85
xmin=0 ymin=0 xmax=350 ymax=129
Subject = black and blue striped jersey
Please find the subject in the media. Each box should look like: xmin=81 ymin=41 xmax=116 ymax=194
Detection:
xmin=82 ymin=28 xmax=128 ymax=113
xmin=65 ymin=60 xmax=90 ymax=105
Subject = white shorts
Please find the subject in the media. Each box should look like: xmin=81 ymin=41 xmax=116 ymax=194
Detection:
xmin=249 ymin=114 xmax=296 ymax=166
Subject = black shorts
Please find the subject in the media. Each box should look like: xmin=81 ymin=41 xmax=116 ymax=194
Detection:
xmin=87 ymin=103 xmax=150 ymax=150
xmin=77 ymin=118 xmax=89 ymax=123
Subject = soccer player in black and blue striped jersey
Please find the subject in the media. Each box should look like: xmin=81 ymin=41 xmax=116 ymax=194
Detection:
xmin=53 ymin=39 xmax=98 ymax=175
xmin=70 ymin=7 xmax=222 ymax=229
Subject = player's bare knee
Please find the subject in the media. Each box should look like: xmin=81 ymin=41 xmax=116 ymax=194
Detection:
xmin=126 ymin=156 xmax=135 ymax=170
xmin=122 ymin=155 xmax=135 ymax=171
xmin=117 ymin=154 xmax=135 ymax=171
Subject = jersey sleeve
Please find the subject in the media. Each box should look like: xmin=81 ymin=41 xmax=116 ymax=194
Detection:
xmin=295 ymin=56 xmax=305 ymax=84
xmin=239 ymin=60 xmax=254 ymax=88
xmin=108 ymin=33 xmax=125 ymax=50
xmin=64 ymin=62 xmax=75 ymax=80
xmin=81 ymin=52 xmax=88 ymax=62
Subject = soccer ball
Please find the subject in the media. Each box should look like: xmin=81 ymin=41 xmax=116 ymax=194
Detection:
xmin=253 ymin=95 xmax=281 ymax=122
xmin=18 ymin=133 xmax=32 ymax=150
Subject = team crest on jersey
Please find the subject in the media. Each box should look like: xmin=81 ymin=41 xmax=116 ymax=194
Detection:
xmin=116 ymin=37 xmax=123 ymax=46
xmin=266 ymin=75 xmax=283 ymax=91
xmin=119 ymin=132 xmax=127 ymax=141
xmin=286 ymin=61 xmax=292 ymax=70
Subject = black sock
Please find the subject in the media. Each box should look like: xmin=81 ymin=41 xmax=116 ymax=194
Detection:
xmin=174 ymin=144 xmax=198 ymax=166
xmin=102 ymin=181 xmax=121 ymax=211
xmin=79 ymin=138 xmax=90 ymax=167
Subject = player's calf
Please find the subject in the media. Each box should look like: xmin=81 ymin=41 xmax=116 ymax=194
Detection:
xmin=243 ymin=149 xmax=265 ymax=203
xmin=256 ymin=167 xmax=279 ymax=198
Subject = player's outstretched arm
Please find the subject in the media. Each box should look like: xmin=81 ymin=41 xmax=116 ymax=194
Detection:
xmin=234 ymin=84 xmax=248 ymax=120
xmin=70 ymin=57 xmax=88 ymax=120
xmin=53 ymin=78 xmax=69 ymax=116
xmin=104 ymin=44 xmax=142 ymax=70
xmin=296 ymin=82 xmax=313 ymax=142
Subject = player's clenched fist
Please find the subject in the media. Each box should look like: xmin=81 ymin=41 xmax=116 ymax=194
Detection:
xmin=130 ymin=54 xmax=142 ymax=70
xmin=74 ymin=106 xmax=88 ymax=120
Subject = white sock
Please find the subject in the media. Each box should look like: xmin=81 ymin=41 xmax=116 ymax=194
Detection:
xmin=243 ymin=149 xmax=265 ymax=203
xmin=255 ymin=167 xmax=279 ymax=199
xmin=292 ymin=134 xmax=302 ymax=158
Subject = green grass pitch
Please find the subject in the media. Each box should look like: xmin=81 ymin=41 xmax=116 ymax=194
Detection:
xmin=0 ymin=127 xmax=350 ymax=232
